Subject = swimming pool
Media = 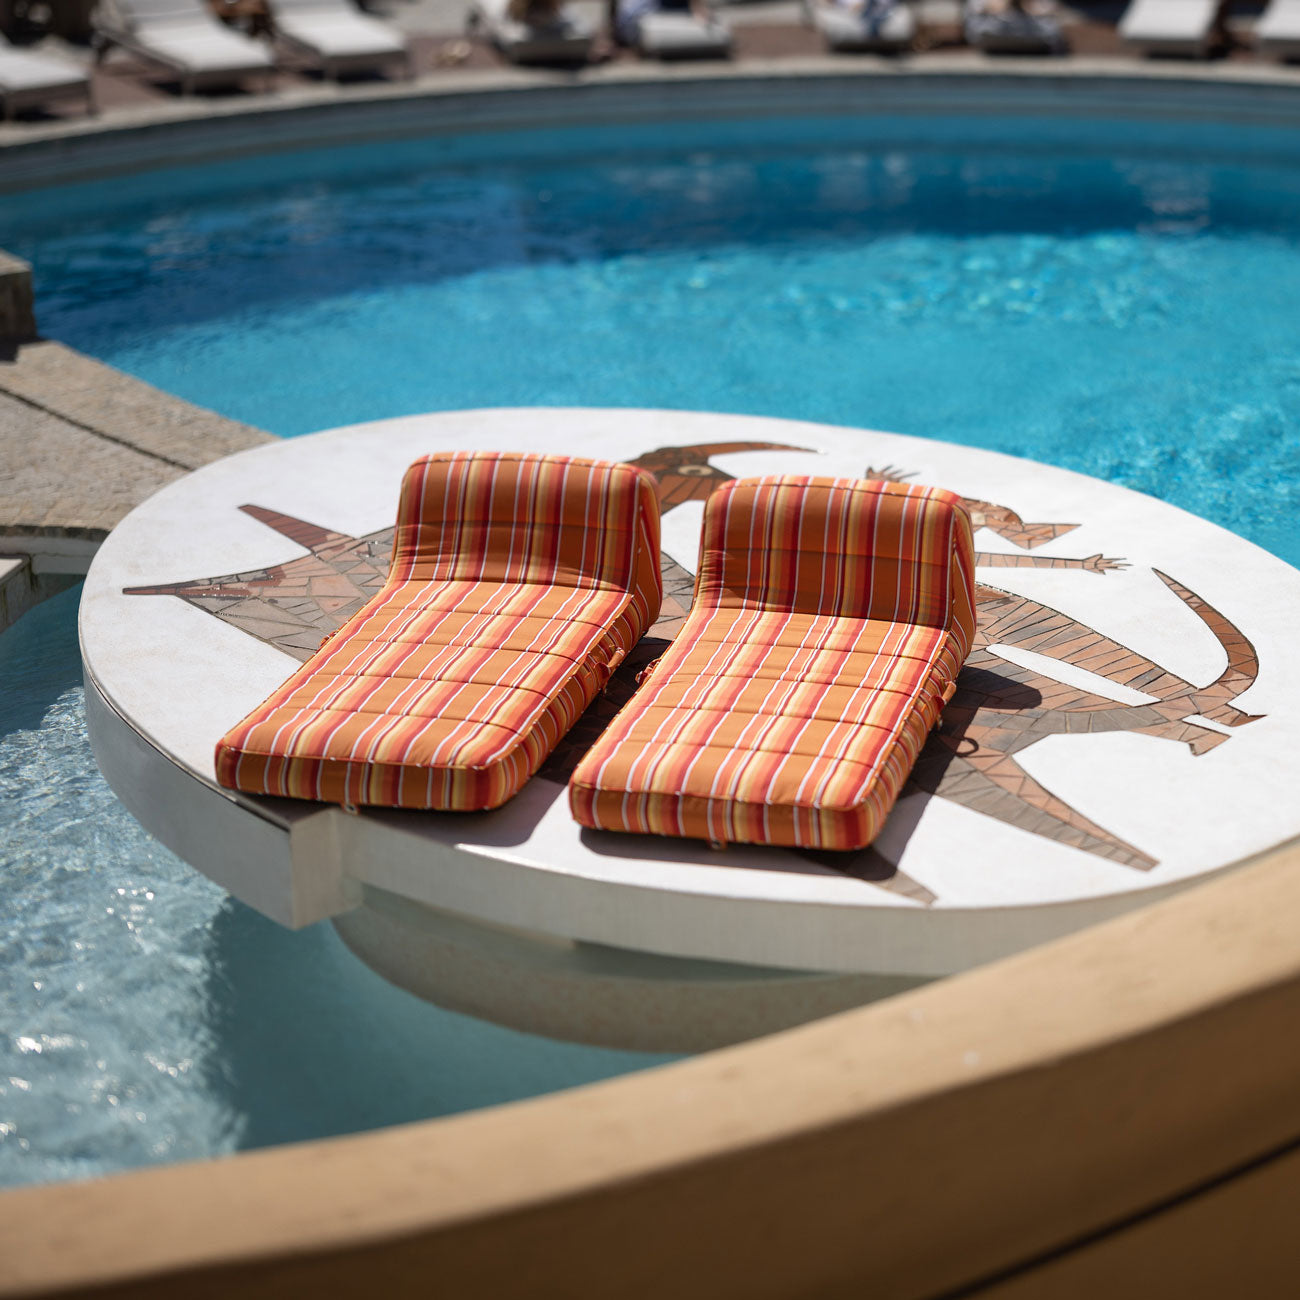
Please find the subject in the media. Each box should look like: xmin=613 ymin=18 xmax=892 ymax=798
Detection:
xmin=4 ymin=99 xmax=1300 ymax=1188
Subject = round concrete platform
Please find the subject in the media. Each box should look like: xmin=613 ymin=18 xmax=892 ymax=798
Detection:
xmin=79 ymin=408 xmax=1300 ymax=1048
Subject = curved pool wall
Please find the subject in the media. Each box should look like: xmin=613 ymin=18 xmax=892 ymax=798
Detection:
xmin=6 ymin=65 xmax=1300 ymax=190
xmin=3 ymin=68 xmax=1300 ymax=1203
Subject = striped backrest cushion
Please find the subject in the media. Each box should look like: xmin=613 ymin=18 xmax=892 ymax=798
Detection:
xmin=696 ymin=475 xmax=974 ymax=632
xmin=393 ymin=451 xmax=645 ymax=592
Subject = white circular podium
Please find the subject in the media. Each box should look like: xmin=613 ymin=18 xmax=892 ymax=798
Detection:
xmin=80 ymin=409 xmax=1300 ymax=1050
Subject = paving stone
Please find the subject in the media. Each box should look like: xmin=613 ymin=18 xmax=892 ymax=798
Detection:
xmin=1 ymin=341 xmax=272 ymax=469
xmin=0 ymin=334 xmax=275 ymax=589
xmin=0 ymin=389 xmax=179 ymax=537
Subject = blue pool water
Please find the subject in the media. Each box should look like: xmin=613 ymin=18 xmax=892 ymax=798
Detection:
xmin=6 ymin=117 xmax=1300 ymax=564
xmin=3 ymin=110 xmax=1300 ymax=1187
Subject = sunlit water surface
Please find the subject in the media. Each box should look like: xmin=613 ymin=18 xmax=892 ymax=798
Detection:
xmin=0 ymin=589 xmax=674 ymax=1189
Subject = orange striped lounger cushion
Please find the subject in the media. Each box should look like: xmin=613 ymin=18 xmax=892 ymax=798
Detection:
xmin=569 ymin=475 xmax=976 ymax=851
xmin=216 ymin=451 xmax=661 ymax=811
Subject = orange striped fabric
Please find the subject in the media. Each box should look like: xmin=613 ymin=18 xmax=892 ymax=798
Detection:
xmin=216 ymin=451 xmax=661 ymax=811
xmin=569 ymin=475 xmax=976 ymax=850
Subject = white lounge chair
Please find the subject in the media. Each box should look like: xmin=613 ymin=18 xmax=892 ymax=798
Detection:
xmin=466 ymin=0 xmax=593 ymax=64
xmin=805 ymin=0 xmax=915 ymax=51
xmin=1256 ymin=0 xmax=1300 ymax=57
xmin=1117 ymin=0 xmax=1217 ymax=54
xmin=270 ymin=0 xmax=411 ymax=78
xmin=635 ymin=10 xmax=730 ymax=55
xmin=0 ymin=37 xmax=94 ymax=118
xmin=94 ymin=0 xmax=274 ymax=93
xmin=614 ymin=0 xmax=731 ymax=56
xmin=964 ymin=0 xmax=1066 ymax=50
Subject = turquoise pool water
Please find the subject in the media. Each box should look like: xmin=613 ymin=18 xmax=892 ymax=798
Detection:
xmin=6 ymin=115 xmax=1300 ymax=564
xmin=3 ymin=109 xmax=1300 ymax=1188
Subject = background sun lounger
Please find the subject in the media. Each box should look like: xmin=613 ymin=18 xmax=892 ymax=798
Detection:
xmin=0 ymin=36 xmax=94 ymax=118
xmin=1118 ymin=0 xmax=1218 ymax=54
xmin=269 ymin=0 xmax=412 ymax=78
xmin=634 ymin=10 xmax=731 ymax=56
xmin=217 ymin=451 xmax=661 ymax=812
xmin=805 ymin=0 xmax=915 ymax=53
xmin=94 ymin=0 xmax=274 ymax=92
xmin=1255 ymin=0 xmax=1300 ymax=58
xmin=964 ymin=0 xmax=1067 ymax=52
xmin=570 ymin=475 xmax=976 ymax=852
xmin=613 ymin=0 xmax=731 ymax=58
xmin=466 ymin=0 xmax=594 ymax=65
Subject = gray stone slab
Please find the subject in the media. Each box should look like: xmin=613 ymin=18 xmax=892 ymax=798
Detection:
xmin=0 ymin=333 xmax=274 ymax=599
xmin=0 ymin=388 xmax=180 ymax=538
xmin=2 ymin=340 xmax=271 ymax=470
xmin=0 ymin=555 xmax=35 ymax=634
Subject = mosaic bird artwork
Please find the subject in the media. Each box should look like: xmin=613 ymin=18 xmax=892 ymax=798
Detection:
xmin=860 ymin=465 xmax=1262 ymax=872
xmin=125 ymin=443 xmax=1264 ymax=904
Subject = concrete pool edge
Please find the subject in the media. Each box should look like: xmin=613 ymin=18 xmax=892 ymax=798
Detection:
xmin=0 ymin=290 xmax=272 ymax=634
xmin=4 ymin=831 xmax=1300 ymax=1295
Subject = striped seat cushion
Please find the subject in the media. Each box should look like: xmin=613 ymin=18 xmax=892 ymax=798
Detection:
xmin=569 ymin=475 xmax=975 ymax=850
xmin=216 ymin=451 xmax=661 ymax=811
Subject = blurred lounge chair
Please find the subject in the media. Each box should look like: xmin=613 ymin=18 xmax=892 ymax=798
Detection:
xmin=0 ymin=36 xmax=94 ymax=117
xmin=270 ymin=0 xmax=412 ymax=78
xmin=466 ymin=0 xmax=594 ymax=64
xmin=805 ymin=0 xmax=915 ymax=51
xmin=1117 ymin=0 xmax=1217 ymax=54
xmin=613 ymin=0 xmax=731 ymax=57
xmin=1255 ymin=0 xmax=1300 ymax=58
xmin=93 ymin=0 xmax=274 ymax=93
xmin=964 ymin=0 xmax=1067 ymax=51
